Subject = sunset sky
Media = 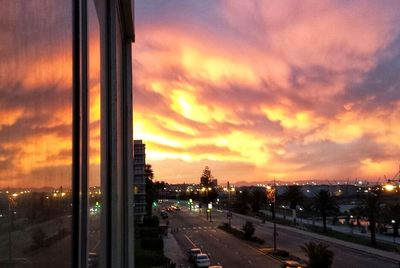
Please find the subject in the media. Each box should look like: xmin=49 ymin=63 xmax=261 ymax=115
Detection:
xmin=133 ymin=0 xmax=400 ymax=184
xmin=1 ymin=1 xmax=400 ymax=188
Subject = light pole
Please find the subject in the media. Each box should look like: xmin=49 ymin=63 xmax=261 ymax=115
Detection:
xmin=227 ymin=181 xmax=232 ymax=227
xmin=208 ymin=203 xmax=213 ymax=222
xmin=267 ymin=182 xmax=277 ymax=252
xmin=392 ymin=220 xmax=397 ymax=243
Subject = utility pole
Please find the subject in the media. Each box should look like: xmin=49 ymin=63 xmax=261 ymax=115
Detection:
xmin=227 ymin=181 xmax=232 ymax=227
xmin=267 ymin=180 xmax=277 ymax=252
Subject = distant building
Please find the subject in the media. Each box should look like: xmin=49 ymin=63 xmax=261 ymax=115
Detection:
xmin=133 ymin=140 xmax=146 ymax=221
xmin=211 ymin=179 xmax=218 ymax=188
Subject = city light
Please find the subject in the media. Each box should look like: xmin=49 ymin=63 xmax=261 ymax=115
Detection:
xmin=384 ymin=184 xmax=395 ymax=191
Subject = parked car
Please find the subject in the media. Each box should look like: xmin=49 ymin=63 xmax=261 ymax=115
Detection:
xmin=88 ymin=252 xmax=99 ymax=267
xmin=187 ymin=248 xmax=202 ymax=261
xmin=194 ymin=253 xmax=211 ymax=267
xmin=160 ymin=211 xmax=169 ymax=219
xmin=281 ymin=260 xmax=304 ymax=268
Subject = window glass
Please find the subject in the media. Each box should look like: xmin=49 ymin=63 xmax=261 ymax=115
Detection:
xmin=88 ymin=0 xmax=102 ymax=265
xmin=0 ymin=1 xmax=72 ymax=267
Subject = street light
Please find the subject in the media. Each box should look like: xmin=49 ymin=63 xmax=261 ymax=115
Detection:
xmin=392 ymin=220 xmax=397 ymax=243
xmin=384 ymin=184 xmax=395 ymax=191
xmin=266 ymin=182 xmax=277 ymax=252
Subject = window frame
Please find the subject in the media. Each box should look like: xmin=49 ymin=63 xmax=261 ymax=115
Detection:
xmin=72 ymin=0 xmax=134 ymax=267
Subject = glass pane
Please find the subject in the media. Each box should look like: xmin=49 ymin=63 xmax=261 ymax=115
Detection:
xmin=88 ymin=0 xmax=102 ymax=266
xmin=0 ymin=1 xmax=72 ymax=267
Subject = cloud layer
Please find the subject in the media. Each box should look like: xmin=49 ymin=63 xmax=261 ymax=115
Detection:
xmin=133 ymin=0 xmax=400 ymax=183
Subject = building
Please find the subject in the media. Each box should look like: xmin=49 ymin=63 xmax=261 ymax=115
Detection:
xmin=133 ymin=140 xmax=147 ymax=221
xmin=211 ymin=179 xmax=218 ymax=188
xmin=0 ymin=1 xmax=135 ymax=267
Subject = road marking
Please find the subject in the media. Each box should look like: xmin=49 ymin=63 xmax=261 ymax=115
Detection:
xmin=248 ymin=260 xmax=253 ymax=265
xmin=183 ymin=234 xmax=197 ymax=248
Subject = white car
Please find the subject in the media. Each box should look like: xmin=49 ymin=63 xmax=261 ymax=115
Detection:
xmin=187 ymin=248 xmax=202 ymax=261
xmin=194 ymin=253 xmax=211 ymax=267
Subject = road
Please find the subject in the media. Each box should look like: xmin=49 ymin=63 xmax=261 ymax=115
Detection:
xmin=206 ymin=207 xmax=400 ymax=268
xmin=163 ymin=204 xmax=281 ymax=268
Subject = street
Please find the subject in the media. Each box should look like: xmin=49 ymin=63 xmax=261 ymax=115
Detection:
xmin=211 ymin=208 xmax=399 ymax=268
xmin=164 ymin=203 xmax=281 ymax=267
xmin=163 ymin=202 xmax=400 ymax=268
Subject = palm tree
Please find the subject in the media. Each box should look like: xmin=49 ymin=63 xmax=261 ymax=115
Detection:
xmin=251 ymin=188 xmax=266 ymax=213
xmin=357 ymin=192 xmax=383 ymax=246
xmin=145 ymin=164 xmax=155 ymax=215
xmin=385 ymin=204 xmax=400 ymax=237
xmin=281 ymin=185 xmax=305 ymax=223
xmin=313 ymin=190 xmax=338 ymax=232
xmin=301 ymin=242 xmax=334 ymax=268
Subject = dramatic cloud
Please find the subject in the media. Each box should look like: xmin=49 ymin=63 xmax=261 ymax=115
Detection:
xmin=1 ymin=1 xmax=400 ymax=187
xmin=133 ymin=0 xmax=400 ymax=183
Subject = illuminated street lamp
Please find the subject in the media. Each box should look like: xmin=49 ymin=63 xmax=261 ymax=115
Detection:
xmin=266 ymin=182 xmax=277 ymax=252
xmin=384 ymin=184 xmax=395 ymax=191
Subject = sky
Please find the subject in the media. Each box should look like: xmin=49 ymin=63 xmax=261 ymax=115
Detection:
xmin=133 ymin=0 xmax=400 ymax=184
xmin=1 ymin=1 xmax=400 ymax=188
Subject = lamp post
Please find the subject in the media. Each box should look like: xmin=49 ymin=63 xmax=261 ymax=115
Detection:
xmin=392 ymin=220 xmax=397 ymax=243
xmin=227 ymin=181 xmax=232 ymax=227
xmin=208 ymin=203 xmax=212 ymax=222
xmin=267 ymin=182 xmax=277 ymax=252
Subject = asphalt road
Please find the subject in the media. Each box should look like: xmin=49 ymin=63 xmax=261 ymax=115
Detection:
xmin=208 ymin=207 xmax=400 ymax=268
xmin=164 ymin=204 xmax=281 ymax=268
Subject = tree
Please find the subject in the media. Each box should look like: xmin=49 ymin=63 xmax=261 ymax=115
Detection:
xmin=145 ymin=164 xmax=155 ymax=215
xmin=251 ymin=188 xmax=266 ymax=213
xmin=233 ymin=188 xmax=250 ymax=214
xmin=301 ymin=242 xmax=334 ymax=268
xmin=385 ymin=204 xmax=400 ymax=237
xmin=357 ymin=192 xmax=383 ymax=246
xmin=313 ymin=190 xmax=338 ymax=232
xmin=200 ymin=166 xmax=211 ymax=187
xmin=280 ymin=185 xmax=305 ymax=223
xmin=242 ymin=221 xmax=255 ymax=239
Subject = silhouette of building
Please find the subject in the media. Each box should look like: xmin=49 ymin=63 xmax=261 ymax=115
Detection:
xmin=134 ymin=140 xmax=146 ymax=221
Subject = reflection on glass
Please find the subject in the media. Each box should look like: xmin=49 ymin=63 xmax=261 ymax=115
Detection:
xmin=0 ymin=1 xmax=72 ymax=267
xmin=88 ymin=0 xmax=101 ymax=265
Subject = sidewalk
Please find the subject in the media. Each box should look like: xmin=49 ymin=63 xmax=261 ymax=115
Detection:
xmin=163 ymin=232 xmax=187 ymax=267
xmin=229 ymin=211 xmax=400 ymax=262
xmin=261 ymin=210 xmax=400 ymax=245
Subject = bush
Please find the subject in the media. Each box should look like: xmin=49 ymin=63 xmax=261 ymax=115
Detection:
xmin=139 ymin=227 xmax=160 ymax=238
xmin=242 ymin=221 xmax=255 ymax=239
xmin=135 ymin=250 xmax=167 ymax=267
xmin=301 ymin=242 xmax=334 ymax=268
xmin=141 ymin=238 xmax=164 ymax=251
xmin=143 ymin=216 xmax=159 ymax=227
xmin=273 ymin=249 xmax=290 ymax=258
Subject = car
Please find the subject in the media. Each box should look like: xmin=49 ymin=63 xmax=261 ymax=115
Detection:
xmin=281 ymin=260 xmax=304 ymax=268
xmin=187 ymin=248 xmax=202 ymax=261
xmin=160 ymin=211 xmax=169 ymax=219
xmin=194 ymin=253 xmax=211 ymax=267
xmin=88 ymin=252 xmax=99 ymax=267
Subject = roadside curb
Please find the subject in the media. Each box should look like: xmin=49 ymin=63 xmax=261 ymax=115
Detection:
xmin=163 ymin=233 xmax=187 ymax=266
xmin=231 ymin=211 xmax=400 ymax=262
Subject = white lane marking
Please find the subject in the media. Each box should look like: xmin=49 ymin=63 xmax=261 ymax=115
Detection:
xmin=184 ymin=234 xmax=197 ymax=248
